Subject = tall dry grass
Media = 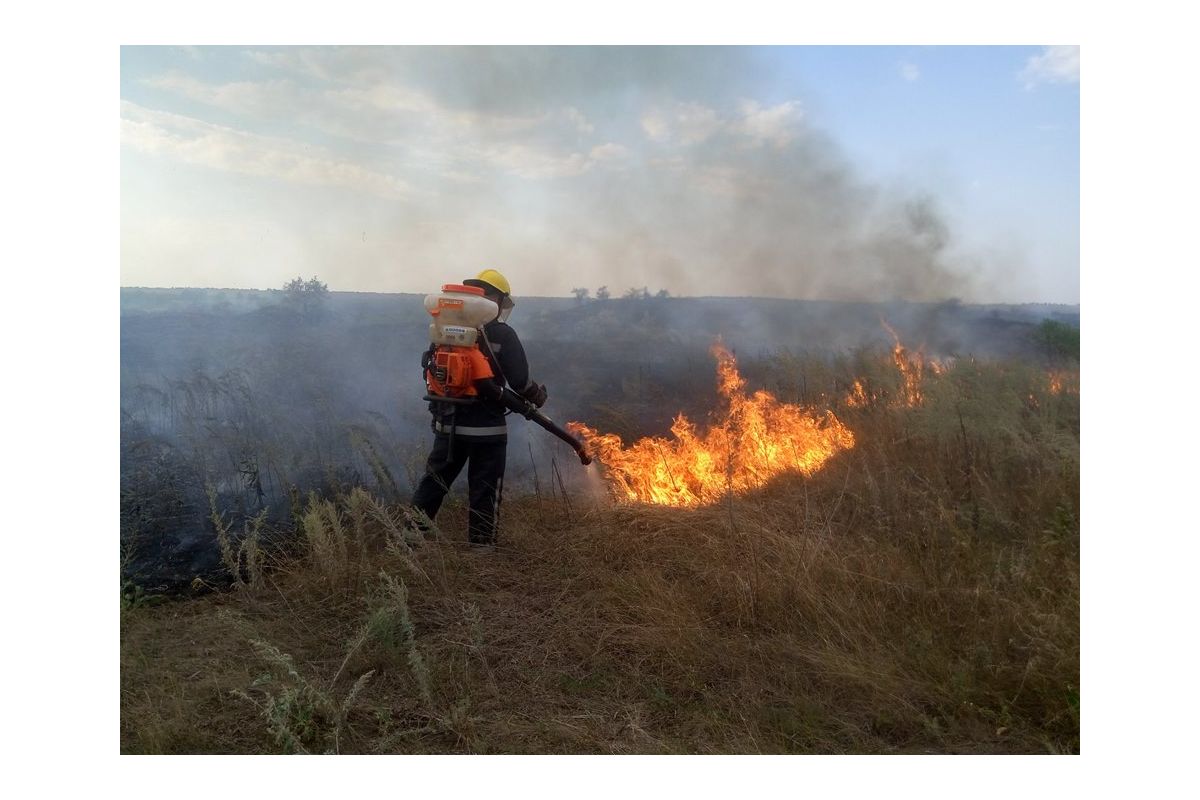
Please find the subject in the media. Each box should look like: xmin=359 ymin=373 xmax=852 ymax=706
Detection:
xmin=121 ymin=354 xmax=1078 ymax=754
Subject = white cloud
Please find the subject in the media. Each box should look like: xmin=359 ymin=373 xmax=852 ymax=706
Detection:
xmin=588 ymin=142 xmax=628 ymax=162
xmin=640 ymin=108 xmax=671 ymax=142
xmin=144 ymin=72 xmax=305 ymax=117
xmin=244 ymin=49 xmax=335 ymax=82
xmin=563 ymin=106 xmax=594 ymax=134
xmin=734 ymin=99 xmax=804 ymax=148
xmin=144 ymin=70 xmax=605 ymax=183
xmin=155 ymin=71 xmax=533 ymax=143
xmin=120 ymin=101 xmax=408 ymax=198
xmin=642 ymin=100 xmax=788 ymax=147
xmin=900 ymin=61 xmax=920 ymax=82
xmin=332 ymin=82 xmax=545 ymax=138
xmin=1020 ymin=46 xmax=1080 ymax=89
xmin=329 ymin=81 xmax=438 ymax=116
xmin=673 ymin=102 xmax=723 ymax=145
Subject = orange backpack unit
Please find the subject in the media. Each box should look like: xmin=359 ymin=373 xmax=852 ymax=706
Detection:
xmin=417 ymin=281 xmax=593 ymax=465
xmin=422 ymin=283 xmax=498 ymax=400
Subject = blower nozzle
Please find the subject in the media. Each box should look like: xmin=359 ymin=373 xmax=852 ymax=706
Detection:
xmin=497 ymin=387 xmax=592 ymax=465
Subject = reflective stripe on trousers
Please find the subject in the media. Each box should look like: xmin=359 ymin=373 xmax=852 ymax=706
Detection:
xmin=434 ymin=422 xmax=508 ymax=436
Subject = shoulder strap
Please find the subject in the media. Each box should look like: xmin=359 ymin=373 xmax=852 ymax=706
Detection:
xmin=478 ymin=327 xmax=507 ymax=387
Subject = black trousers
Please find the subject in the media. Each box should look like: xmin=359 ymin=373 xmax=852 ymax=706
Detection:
xmin=410 ymin=434 xmax=506 ymax=545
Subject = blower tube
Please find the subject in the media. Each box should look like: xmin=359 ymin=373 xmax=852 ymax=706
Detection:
xmin=495 ymin=386 xmax=592 ymax=465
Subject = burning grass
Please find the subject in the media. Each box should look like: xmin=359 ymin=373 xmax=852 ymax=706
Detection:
xmin=121 ymin=350 xmax=1079 ymax=754
xmin=569 ymin=342 xmax=855 ymax=507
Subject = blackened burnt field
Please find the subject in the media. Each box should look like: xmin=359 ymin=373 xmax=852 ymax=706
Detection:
xmin=121 ymin=288 xmax=1079 ymax=754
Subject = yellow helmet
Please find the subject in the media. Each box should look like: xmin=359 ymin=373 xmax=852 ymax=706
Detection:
xmin=464 ymin=268 xmax=514 ymax=322
xmin=470 ymin=268 xmax=511 ymax=297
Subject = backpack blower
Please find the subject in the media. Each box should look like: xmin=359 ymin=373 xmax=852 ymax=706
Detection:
xmin=422 ymin=284 xmax=592 ymax=465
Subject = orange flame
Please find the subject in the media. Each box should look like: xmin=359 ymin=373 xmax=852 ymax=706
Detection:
xmin=1047 ymin=370 xmax=1078 ymax=395
xmin=928 ymin=358 xmax=951 ymax=376
xmin=569 ymin=342 xmax=855 ymax=507
xmin=881 ymin=320 xmax=924 ymax=407
xmin=842 ymin=324 xmax=950 ymax=409
xmin=845 ymin=379 xmax=871 ymax=408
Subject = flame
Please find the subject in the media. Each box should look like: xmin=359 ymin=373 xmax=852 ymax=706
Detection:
xmin=881 ymin=320 xmax=924 ymax=407
xmin=841 ymin=326 xmax=955 ymax=409
xmin=569 ymin=342 xmax=855 ymax=507
xmin=928 ymin=358 xmax=951 ymax=376
xmin=1047 ymin=370 xmax=1078 ymax=395
xmin=845 ymin=379 xmax=871 ymax=408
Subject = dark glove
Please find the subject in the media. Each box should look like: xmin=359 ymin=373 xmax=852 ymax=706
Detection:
xmin=521 ymin=381 xmax=548 ymax=408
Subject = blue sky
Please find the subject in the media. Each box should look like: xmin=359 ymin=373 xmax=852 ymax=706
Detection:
xmin=783 ymin=46 xmax=1079 ymax=302
xmin=120 ymin=45 xmax=1079 ymax=303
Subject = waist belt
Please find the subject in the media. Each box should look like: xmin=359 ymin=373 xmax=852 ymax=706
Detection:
xmin=434 ymin=422 xmax=507 ymax=437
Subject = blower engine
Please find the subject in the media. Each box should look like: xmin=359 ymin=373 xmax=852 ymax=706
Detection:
xmin=422 ymin=284 xmax=592 ymax=465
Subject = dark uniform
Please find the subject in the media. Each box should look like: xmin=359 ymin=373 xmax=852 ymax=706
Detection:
xmin=410 ymin=319 xmax=531 ymax=545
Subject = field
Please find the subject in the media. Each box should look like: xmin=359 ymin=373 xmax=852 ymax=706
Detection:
xmin=120 ymin=296 xmax=1079 ymax=754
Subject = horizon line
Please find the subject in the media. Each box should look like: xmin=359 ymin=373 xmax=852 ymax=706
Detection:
xmin=119 ymin=286 xmax=1081 ymax=308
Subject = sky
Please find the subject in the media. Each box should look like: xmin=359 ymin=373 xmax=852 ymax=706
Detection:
xmin=120 ymin=45 xmax=1079 ymax=303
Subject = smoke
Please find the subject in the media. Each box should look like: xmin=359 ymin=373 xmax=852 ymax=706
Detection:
xmin=406 ymin=46 xmax=980 ymax=302
xmin=123 ymin=46 xmax=1001 ymax=302
xmin=405 ymin=47 xmax=984 ymax=303
xmin=560 ymin=126 xmax=976 ymax=302
xmin=120 ymin=286 xmax=1075 ymax=587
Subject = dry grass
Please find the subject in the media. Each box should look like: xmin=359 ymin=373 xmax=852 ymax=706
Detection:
xmin=121 ymin=358 xmax=1079 ymax=754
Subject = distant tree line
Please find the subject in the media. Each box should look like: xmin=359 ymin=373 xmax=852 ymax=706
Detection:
xmin=571 ymin=286 xmax=671 ymax=304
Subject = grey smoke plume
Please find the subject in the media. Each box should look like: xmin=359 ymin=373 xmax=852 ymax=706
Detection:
xmin=394 ymin=47 xmax=979 ymax=301
xmin=123 ymin=46 xmax=1000 ymax=301
xmin=560 ymin=127 xmax=973 ymax=302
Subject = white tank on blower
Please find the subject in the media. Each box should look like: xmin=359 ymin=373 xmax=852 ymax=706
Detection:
xmin=423 ymin=283 xmax=499 ymax=346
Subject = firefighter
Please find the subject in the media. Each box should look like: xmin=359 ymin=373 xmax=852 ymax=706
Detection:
xmin=410 ymin=269 xmax=548 ymax=546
